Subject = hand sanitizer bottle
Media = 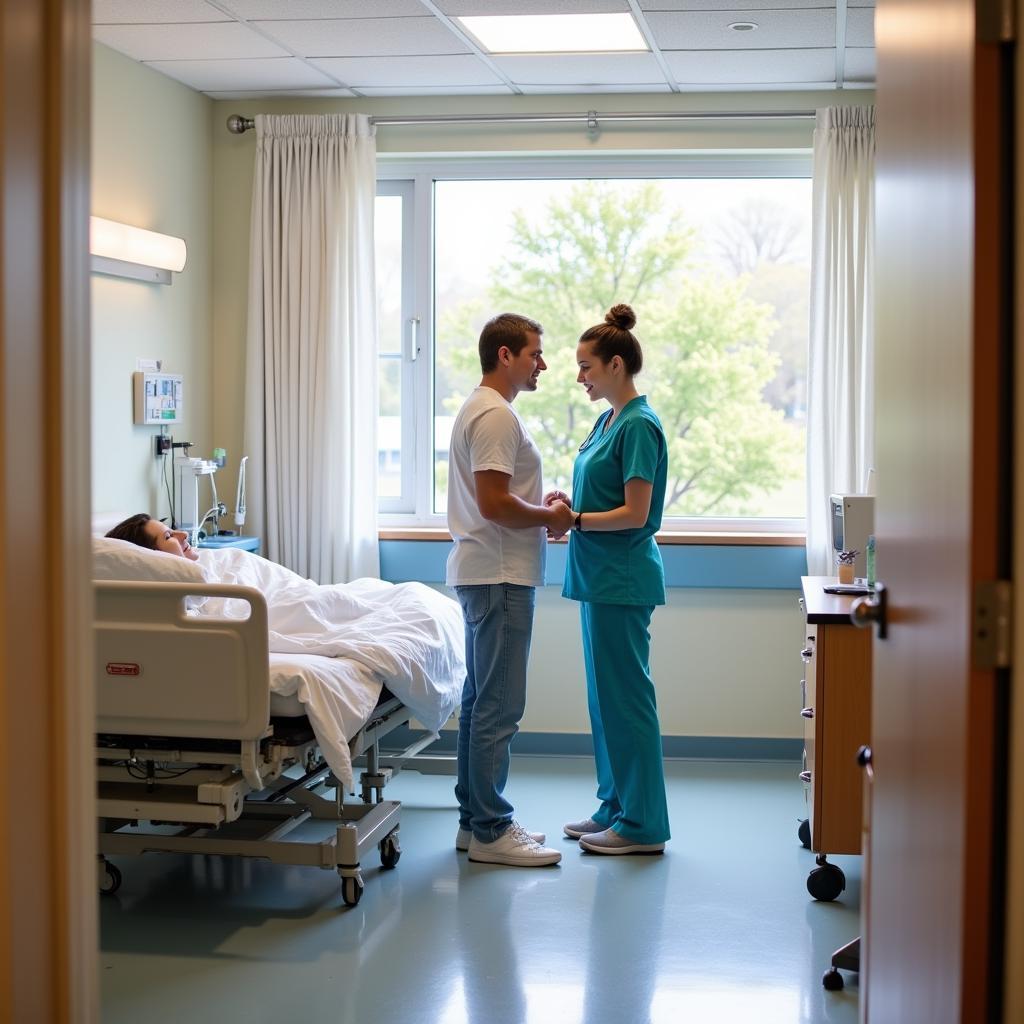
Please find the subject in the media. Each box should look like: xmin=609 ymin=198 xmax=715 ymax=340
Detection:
xmin=866 ymin=535 xmax=876 ymax=588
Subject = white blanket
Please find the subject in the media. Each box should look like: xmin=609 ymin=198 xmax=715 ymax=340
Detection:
xmin=195 ymin=549 xmax=465 ymax=779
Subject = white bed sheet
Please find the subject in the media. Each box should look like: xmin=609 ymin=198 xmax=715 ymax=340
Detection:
xmin=195 ymin=548 xmax=465 ymax=734
xmin=268 ymin=653 xmax=383 ymax=792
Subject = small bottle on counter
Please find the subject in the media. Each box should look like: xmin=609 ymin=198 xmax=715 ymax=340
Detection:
xmin=866 ymin=534 xmax=876 ymax=588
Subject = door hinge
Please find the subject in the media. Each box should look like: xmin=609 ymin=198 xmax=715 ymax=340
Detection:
xmin=978 ymin=0 xmax=1016 ymax=44
xmin=974 ymin=580 xmax=1013 ymax=669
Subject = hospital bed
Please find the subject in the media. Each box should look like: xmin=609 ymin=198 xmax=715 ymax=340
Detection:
xmin=95 ymin=579 xmax=441 ymax=908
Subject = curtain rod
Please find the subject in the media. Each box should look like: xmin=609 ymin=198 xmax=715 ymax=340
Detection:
xmin=225 ymin=109 xmax=816 ymax=134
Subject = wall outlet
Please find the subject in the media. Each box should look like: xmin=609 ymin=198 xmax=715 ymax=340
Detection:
xmin=155 ymin=435 xmax=172 ymax=457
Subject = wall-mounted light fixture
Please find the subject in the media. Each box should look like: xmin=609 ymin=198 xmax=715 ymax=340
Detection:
xmin=90 ymin=216 xmax=187 ymax=285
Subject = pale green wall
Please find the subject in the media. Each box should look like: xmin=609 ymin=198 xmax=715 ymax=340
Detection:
xmin=91 ymin=43 xmax=213 ymax=520
xmin=524 ymin=586 xmax=802 ymax=738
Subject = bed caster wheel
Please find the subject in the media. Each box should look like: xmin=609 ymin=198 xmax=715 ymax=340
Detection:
xmin=807 ymin=860 xmax=846 ymax=902
xmin=822 ymin=967 xmax=844 ymax=991
xmin=380 ymin=836 xmax=401 ymax=870
xmin=341 ymin=875 xmax=364 ymax=907
xmin=99 ymin=860 xmax=122 ymax=896
xmin=798 ymin=818 xmax=811 ymax=849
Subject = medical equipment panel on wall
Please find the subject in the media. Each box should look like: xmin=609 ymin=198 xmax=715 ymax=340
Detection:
xmin=133 ymin=371 xmax=183 ymax=425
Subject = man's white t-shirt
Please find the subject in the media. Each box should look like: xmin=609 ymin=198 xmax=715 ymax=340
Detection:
xmin=446 ymin=386 xmax=546 ymax=587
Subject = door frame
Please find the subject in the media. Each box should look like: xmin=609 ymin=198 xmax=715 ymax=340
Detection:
xmin=0 ymin=0 xmax=96 ymax=1019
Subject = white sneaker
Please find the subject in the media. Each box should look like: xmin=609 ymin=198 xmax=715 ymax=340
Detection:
xmin=456 ymin=826 xmax=545 ymax=852
xmin=467 ymin=821 xmax=562 ymax=867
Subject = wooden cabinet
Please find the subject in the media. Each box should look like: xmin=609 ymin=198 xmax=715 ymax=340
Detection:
xmin=800 ymin=576 xmax=873 ymax=898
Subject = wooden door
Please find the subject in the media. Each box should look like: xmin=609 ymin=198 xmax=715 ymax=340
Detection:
xmin=0 ymin=0 xmax=95 ymax=1019
xmin=867 ymin=1 xmax=1012 ymax=1021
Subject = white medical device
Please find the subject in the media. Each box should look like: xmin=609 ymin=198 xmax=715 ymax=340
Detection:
xmin=133 ymin=371 xmax=183 ymax=425
xmin=174 ymin=455 xmax=218 ymax=546
xmin=234 ymin=455 xmax=248 ymax=531
xmin=829 ymin=494 xmax=875 ymax=578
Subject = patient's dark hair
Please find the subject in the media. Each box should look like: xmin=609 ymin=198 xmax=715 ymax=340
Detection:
xmin=478 ymin=313 xmax=543 ymax=373
xmin=579 ymin=303 xmax=643 ymax=376
xmin=106 ymin=513 xmax=156 ymax=549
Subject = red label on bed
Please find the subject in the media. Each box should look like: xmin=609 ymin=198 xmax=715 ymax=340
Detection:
xmin=106 ymin=662 xmax=141 ymax=676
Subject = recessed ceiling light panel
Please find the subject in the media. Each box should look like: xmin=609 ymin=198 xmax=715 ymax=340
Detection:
xmin=728 ymin=21 xmax=759 ymax=32
xmin=456 ymin=13 xmax=648 ymax=55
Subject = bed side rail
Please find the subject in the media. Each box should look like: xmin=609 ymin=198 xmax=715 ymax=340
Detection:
xmin=95 ymin=581 xmax=270 ymax=741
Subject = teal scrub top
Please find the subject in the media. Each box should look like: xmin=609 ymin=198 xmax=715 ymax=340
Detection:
xmin=563 ymin=395 xmax=667 ymax=606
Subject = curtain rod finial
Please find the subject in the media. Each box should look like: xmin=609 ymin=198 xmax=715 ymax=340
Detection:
xmin=227 ymin=114 xmax=254 ymax=135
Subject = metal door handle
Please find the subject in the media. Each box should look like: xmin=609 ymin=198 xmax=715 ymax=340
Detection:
xmin=800 ymin=647 xmax=813 ymax=661
xmin=851 ymin=582 xmax=888 ymax=639
xmin=857 ymin=744 xmax=874 ymax=781
xmin=800 ymin=707 xmax=814 ymax=719
xmin=799 ymin=770 xmax=812 ymax=783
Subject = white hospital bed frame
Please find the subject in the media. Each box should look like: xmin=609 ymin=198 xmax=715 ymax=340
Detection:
xmin=94 ymin=580 xmax=439 ymax=908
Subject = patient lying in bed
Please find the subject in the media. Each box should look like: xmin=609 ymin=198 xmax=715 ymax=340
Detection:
xmin=102 ymin=514 xmax=465 ymax=785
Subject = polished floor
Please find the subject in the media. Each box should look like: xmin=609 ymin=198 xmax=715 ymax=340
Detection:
xmin=100 ymin=757 xmax=860 ymax=1023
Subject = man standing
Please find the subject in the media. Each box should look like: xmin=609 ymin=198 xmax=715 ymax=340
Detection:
xmin=447 ymin=313 xmax=573 ymax=867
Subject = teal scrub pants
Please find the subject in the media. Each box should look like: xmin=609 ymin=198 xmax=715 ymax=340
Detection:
xmin=580 ymin=602 xmax=670 ymax=844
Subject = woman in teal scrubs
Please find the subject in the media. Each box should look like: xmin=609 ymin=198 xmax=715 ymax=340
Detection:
xmin=553 ymin=304 xmax=670 ymax=855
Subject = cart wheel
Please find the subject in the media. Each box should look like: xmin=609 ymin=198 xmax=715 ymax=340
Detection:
xmin=341 ymin=874 xmax=364 ymax=907
xmin=806 ymin=862 xmax=846 ymax=901
xmin=380 ymin=836 xmax=401 ymax=870
xmin=99 ymin=861 xmax=122 ymax=896
xmin=822 ymin=967 xmax=845 ymax=991
xmin=798 ymin=818 xmax=811 ymax=849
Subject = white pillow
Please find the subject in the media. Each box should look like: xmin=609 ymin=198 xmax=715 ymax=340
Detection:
xmin=93 ymin=535 xmax=210 ymax=585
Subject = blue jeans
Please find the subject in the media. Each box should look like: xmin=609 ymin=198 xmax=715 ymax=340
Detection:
xmin=454 ymin=583 xmax=536 ymax=842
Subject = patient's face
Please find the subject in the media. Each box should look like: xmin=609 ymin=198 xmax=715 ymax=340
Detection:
xmin=144 ymin=518 xmax=199 ymax=561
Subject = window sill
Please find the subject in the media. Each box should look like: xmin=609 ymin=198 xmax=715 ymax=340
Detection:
xmin=379 ymin=528 xmax=805 ymax=547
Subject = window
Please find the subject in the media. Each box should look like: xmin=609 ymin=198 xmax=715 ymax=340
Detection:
xmin=376 ymin=158 xmax=811 ymax=532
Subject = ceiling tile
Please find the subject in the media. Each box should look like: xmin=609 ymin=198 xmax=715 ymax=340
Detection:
xmin=849 ymin=0 xmax=875 ymax=6
xmin=493 ymin=52 xmax=666 ymax=85
xmin=144 ymin=57 xmax=339 ymax=90
xmin=257 ymin=17 xmax=471 ymax=57
xmin=308 ymin=54 xmax=504 ymax=87
xmin=357 ymin=85 xmax=516 ymax=96
xmin=843 ymin=47 xmax=876 ymax=83
xmin=221 ymin=0 xmax=427 ymax=16
xmin=93 ymin=0 xmax=227 ymax=22
xmin=516 ymin=82 xmax=671 ymax=93
xmin=664 ymin=47 xmax=835 ymax=84
xmin=648 ymin=9 xmax=835 ymax=50
xmin=641 ymin=0 xmax=831 ymax=8
xmin=94 ymin=22 xmax=288 ymax=61
xmin=438 ymin=0 xmax=629 ymax=13
xmin=846 ymin=7 xmax=875 ymax=47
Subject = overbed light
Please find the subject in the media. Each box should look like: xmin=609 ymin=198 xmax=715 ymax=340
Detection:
xmin=90 ymin=216 xmax=187 ymax=285
xmin=456 ymin=13 xmax=648 ymax=54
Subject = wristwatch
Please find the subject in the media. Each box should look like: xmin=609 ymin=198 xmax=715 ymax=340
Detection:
xmin=574 ymin=512 xmax=582 ymax=531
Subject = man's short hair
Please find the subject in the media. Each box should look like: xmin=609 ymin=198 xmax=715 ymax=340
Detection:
xmin=478 ymin=313 xmax=543 ymax=373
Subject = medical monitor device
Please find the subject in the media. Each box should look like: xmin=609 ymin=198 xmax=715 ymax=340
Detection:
xmin=830 ymin=494 xmax=875 ymax=578
xmin=134 ymin=371 xmax=183 ymax=425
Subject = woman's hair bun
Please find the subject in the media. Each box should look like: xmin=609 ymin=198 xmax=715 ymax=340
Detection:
xmin=605 ymin=303 xmax=636 ymax=331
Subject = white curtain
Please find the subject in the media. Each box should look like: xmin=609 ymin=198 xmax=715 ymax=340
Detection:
xmin=806 ymin=106 xmax=876 ymax=575
xmin=243 ymin=114 xmax=379 ymax=583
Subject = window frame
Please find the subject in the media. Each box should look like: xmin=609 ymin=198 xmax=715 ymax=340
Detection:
xmin=376 ymin=152 xmax=813 ymax=535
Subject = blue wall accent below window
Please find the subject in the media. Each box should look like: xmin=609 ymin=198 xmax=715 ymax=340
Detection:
xmin=380 ymin=540 xmax=807 ymax=590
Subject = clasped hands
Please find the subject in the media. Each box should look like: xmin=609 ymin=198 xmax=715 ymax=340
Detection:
xmin=543 ymin=489 xmax=574 ymax=541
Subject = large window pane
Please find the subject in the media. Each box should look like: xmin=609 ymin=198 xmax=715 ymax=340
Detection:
xmin=375 ymin=194 xmax=403 ymax=501
xmin=434 ymin=178 xmax=810 ymax=520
